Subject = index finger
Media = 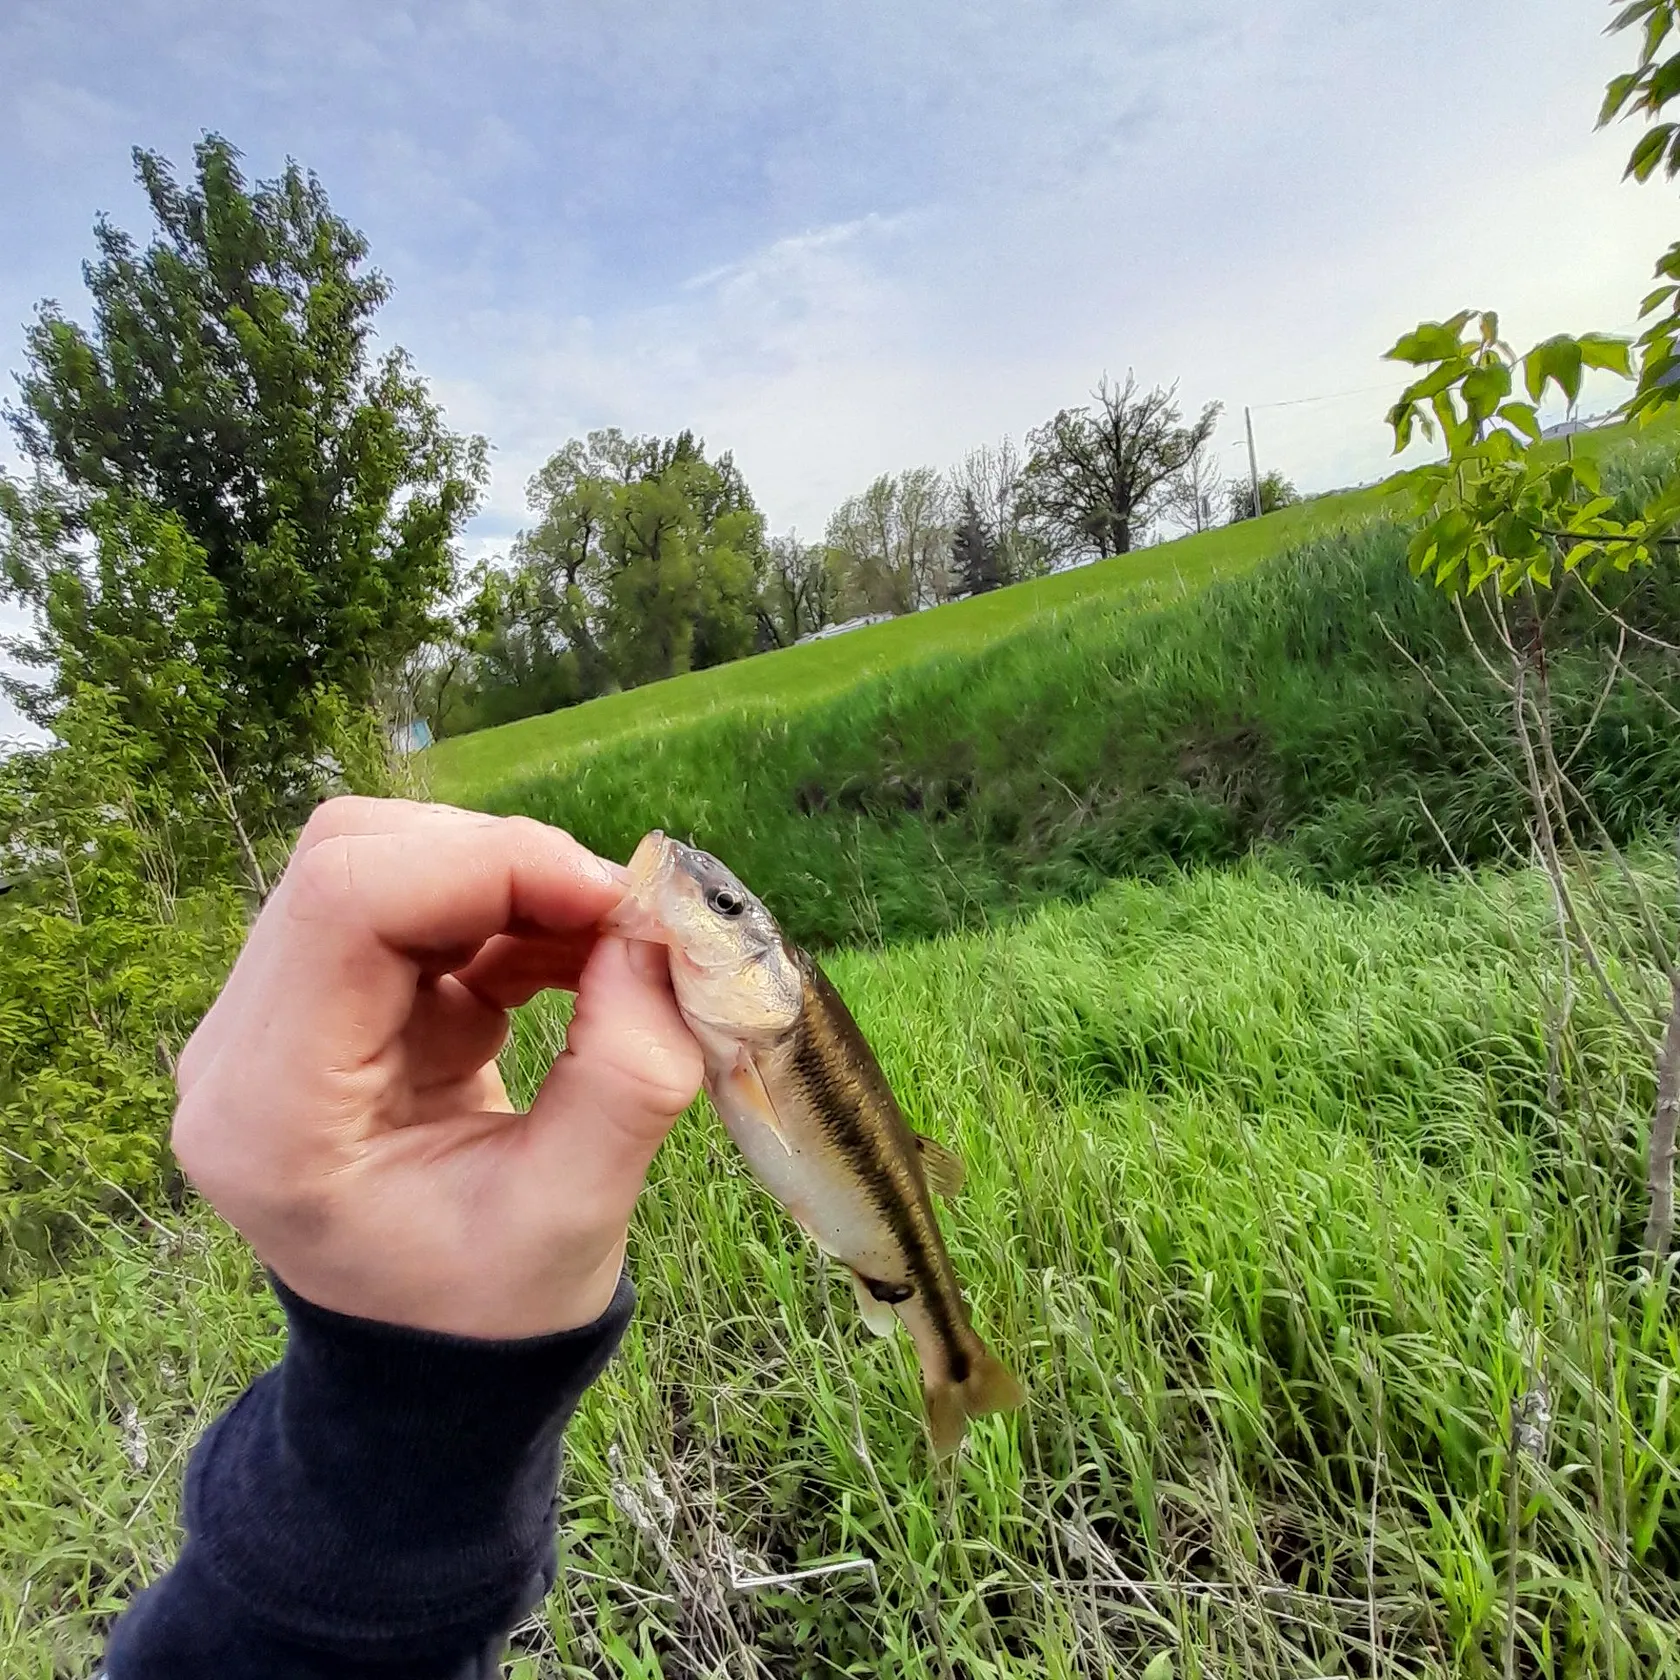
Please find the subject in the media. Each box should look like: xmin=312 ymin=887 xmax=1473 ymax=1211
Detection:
xmin=266 ymin=811 xmax=625 ymax=1054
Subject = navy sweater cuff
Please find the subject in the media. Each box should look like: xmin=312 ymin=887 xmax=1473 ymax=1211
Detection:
xmin=106 ymin=1270 xmax=633 ymax=1675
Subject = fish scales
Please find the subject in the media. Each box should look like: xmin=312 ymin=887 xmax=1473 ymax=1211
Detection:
xmin=609 ymin=829 xmax=1024 ymax=1456
xmin=780 ymin=956 xmax=972 ymax=1383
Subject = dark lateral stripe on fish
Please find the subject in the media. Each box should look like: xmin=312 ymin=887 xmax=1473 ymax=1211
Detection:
xmin=786 ymin=980 xmax=971 ymax=1384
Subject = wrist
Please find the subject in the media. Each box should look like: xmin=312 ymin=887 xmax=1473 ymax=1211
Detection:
xmin=254 ymin=1231 xmax=634 ymax=1341
xmin=105 ymin=1266 xmax=636 ymax=1670
xmin=175 ymin=1268 xmax=631 ymax=1655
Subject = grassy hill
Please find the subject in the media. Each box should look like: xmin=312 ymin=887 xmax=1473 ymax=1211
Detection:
xmin=425 ymin=418 xmax=1672 ymax=814
xmin=424 ymin=480 xmax=1402 ymax=810
xmin=420 ymin=523 xmax=1680 ymax=949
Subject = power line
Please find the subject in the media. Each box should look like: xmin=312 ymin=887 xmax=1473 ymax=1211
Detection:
xmin=1249 ymin=380 xmax=1405 ymax=412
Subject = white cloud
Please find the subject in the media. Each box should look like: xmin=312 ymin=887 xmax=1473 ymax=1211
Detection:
xmin=1 ymin=0 xmax=1673 ymax=575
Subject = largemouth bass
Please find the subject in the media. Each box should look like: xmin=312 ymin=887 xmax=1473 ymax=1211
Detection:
xmin=609 ymin=830 xmax=1023 ymax=1456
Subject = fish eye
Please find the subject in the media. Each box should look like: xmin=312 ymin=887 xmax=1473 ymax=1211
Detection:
xmin=706 ymin=885 xmax=747 ymax=918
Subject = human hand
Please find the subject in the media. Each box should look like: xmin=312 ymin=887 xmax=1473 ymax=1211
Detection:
xmin=171 ymin=797 xmax=703 ymax=1338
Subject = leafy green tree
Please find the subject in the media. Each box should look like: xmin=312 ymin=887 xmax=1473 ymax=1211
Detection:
xmin=1368 ymin=1 xmax=1680 ymax=1265
xmin=825 ymin=468 xmax=953 ymax=615
xmin=1 ymin=490 xmax=227 ymax=802
xmin=1226 ymin=468 xmax=1301 ymax=524
xmin=0 ymin=687 xmax=244 ymax=1275
xmin=463 ymin=427 xmax=766 ymax=717
xmin=1601 ymin=0 xmax=1680 ymax=418
xmin=1023 ymin=375 xmax=1219 ymax=558
xmin=2 ymin=135 xmax=485 ymax=824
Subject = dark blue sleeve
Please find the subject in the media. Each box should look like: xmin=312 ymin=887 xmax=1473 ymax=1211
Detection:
xmin=104 ymin=1270 xmax=634 ymax=1679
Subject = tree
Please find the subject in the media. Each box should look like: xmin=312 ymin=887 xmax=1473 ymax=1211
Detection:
xmin=950 ymin=437 xmax=1054 ymax=583
xmin=1023 ymin=375 xmax=1220 ymax=560
xmin=1225 ymin=468 xmax=1300 ymax=524
xmin=759 ymin=532 xmax=841 ymax=646
xmin=2 ymin=135 xmax=485 ymax=825
xmin=825 ymin=468 xmax=953 ymax=616
xmin=0 ymin=685 xmax=246 ymax=1273
xmin=951 ymin=491 xmax=1003 ymax=596
xmin=1367 ymin=0 xmax=1680 ymax=1267
xmin=1165 ymin=426 xmax=1227 ymax=535
xmin=464 ymin=427 xmax=767 ymax=715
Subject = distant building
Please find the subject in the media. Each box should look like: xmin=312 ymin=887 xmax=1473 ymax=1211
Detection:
xmin=796 ymin=613 xmax=895 ymax=644
xmin=1541 ymin=411 xmax=1616 ymax=441
xmin=390 ymin=718 xmax=434 ymax=754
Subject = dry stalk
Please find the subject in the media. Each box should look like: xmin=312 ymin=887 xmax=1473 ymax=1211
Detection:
xmin=1642 ymin=965 xmax=1680 ymax=1264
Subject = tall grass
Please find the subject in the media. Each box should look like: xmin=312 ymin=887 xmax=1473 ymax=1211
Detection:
xmin=7 ymin=861 xmax=1677 ymax=1676
xmin=446 ymin=522 xmax=1680 ymax=950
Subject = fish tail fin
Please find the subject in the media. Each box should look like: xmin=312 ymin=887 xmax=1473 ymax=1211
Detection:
xmin=924 ymin=1338 xmax=1026 ymax=1457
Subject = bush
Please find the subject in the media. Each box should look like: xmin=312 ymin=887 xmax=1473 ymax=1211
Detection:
xmin=0 ymin=696 xmax=244 ymax=1282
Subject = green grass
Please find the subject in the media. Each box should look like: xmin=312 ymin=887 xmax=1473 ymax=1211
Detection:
xmin=423 ymin=415 xmax=1678 ymax=816
xmin=8 ymin=860 xmax=1678 ymax=1676
xmin=422 ymin=521 xmax=1680 ymax=950
xmin=424 ymin=483 xmax=1400 ymax=810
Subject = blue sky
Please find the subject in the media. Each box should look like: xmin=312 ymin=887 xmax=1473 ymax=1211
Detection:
xmin=1 ymin=1 xmax=1673 ymax=739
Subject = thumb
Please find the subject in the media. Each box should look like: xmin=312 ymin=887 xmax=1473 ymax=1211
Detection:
xmin=521 ymin=935 xmax=704 ymax=1226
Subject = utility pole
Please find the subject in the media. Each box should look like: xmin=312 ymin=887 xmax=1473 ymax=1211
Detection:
xmin=1244 ymin=405 xmax=1262 ymax=520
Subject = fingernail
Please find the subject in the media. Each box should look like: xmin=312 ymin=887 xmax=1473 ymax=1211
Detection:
xmin=626 ymin=937 xmax=670 ymax=984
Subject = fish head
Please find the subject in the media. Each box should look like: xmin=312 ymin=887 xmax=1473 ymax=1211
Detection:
xmin=610 ymin=831 xmax=803 ymax=1038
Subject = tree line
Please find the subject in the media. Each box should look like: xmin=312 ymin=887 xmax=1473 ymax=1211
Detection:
xmin=434 ymin=376 xmax=1300 ymax=734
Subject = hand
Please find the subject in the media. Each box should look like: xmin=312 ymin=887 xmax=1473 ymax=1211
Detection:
xmin=171 ymin=797 xmax=703 ymax=1339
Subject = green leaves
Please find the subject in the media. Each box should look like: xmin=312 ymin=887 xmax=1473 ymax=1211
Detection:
xmin=1386 ymin=313 xmax=1476 ymax=365
xmin=1379 ymin=303 xmax=1657 ymax=598
xmin=6 ymin=135 xmax=486 ymax=832
xmin=1523 ymin=337 xmax=1584 ymax=405
xmin=1603 ymin=3 xmax=1680 ymax=184
xmin=1461 ymin=359 xmax=1512 ymax=425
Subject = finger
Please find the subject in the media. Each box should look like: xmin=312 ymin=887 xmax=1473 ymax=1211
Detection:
xmin=450 ymin=928 xmax=602 ymax=1010
xmin=400 ymin=976 xmax=512 ymax=1095
xmin=291 ymin=794 xmax=502 ymax=857
xmin=179 ymin=797 xmax=512 ymax=1091
xmin=266 ymin=814 xmax=626 ymax=1057
xmin=514 ymin=936 xmax=702 ymax=1227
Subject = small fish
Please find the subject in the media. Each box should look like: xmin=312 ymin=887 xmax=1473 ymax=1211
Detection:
xmin=610 ymin=830 xmax=1024 ymax=1456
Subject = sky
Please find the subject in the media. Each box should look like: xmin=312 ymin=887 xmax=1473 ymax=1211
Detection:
xmin=0 ymin=0 xmax=1673 ymax=741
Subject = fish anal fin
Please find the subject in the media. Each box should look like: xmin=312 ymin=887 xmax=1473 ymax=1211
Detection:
xmin=914 ymin=1133 xmax=966 ymax=1197
xmin=724 ymin=1050 xmax=793 ymax=1155
xmin=849 ymin=1270 xmax=901 ymax=1338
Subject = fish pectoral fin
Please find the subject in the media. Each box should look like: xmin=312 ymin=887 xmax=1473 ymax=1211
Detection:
xmin=914 ymin=1133 xmax=966 ymax=1197
xmin=849 ymin=1270 xmax=910 ymax=1338
xmin=724 ymin=1050 xmax=794 ymax=1155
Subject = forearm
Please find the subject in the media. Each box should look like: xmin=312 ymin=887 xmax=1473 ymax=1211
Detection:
xmin=105 ymin=1270 xmax=633 ymax=1679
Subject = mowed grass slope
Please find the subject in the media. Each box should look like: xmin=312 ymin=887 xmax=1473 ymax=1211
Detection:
xmin=8 ymin=863 xmax=1676 ymax=1675
xmin=424 ymin=415 xmax=1676 ymax=815
xmin=425 ymin=482 xmax=1399 ymax=810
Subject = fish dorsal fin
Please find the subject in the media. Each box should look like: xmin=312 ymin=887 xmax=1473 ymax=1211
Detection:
xmin=723 ymin=1047 xmax=794 ymax=1155
xmin=915 ymin=1133 xmax=966 ymax=1197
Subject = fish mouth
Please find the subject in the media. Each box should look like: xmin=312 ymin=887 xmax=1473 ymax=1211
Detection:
xmin=607 ymin=830 xmax=678 ymax=942
xmin=610 ymin=829 xmax=720 ymax=942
